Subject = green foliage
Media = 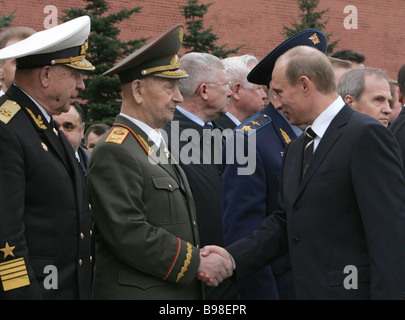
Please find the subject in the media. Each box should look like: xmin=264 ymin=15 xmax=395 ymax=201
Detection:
xmin=0 ymin=10 xmax=15 ymax=31
xmin=63 ymin=0 xmax=147 ymax=126
xmin=282 ymin=0 xmax=339 ymax=54
xmin=180 ymin=0 xmax=242 ymax=59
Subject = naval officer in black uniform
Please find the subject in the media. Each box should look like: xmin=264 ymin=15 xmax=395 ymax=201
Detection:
xmin=0 ymin=16 xmax=95 ymax=299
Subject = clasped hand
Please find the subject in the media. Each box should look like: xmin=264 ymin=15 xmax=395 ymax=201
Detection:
xmin=196 ymin=245 xmax=234 ymax=286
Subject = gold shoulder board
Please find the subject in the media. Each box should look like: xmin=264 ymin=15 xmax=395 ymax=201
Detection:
xmin=105 ymin=127 xmax=130 ymax=145
xmin=0 ymin=100 xmax=21 ymax=124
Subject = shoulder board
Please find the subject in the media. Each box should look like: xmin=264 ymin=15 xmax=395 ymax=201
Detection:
xmin=0 ymin=100 xmax=21 ymax=124
xmin=105 ymin=127 xmax=130 ymax=145
xmin=238 ymin=113 xmax=272 ymax=136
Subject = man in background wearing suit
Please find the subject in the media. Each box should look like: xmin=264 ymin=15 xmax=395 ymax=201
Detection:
xmin=203 ymin=44 xmax=405 ymax=299
xmin=215 ymin=54 xmax=267 ymax=130
xmin=54 ymin=102 xmax=91 ymax=175
xmin=164 ymin=52 xmax=238 ymax=300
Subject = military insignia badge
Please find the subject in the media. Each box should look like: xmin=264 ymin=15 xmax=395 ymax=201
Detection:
xmin=239 ymin=113 xmax=272 ymax=136
xmin=0 ymin=243 xmax=30 ymax=292
xmin=105 ymin=127 xmax=130 ymax=145
xmin=26 ymin=108 xmax=47 ymax=130
xmin=309 ymin=33 xmax=321 ymax=45
xmin=280 ymin=128 xmax=292 ymax=144
xmin=0 ymin=100 xmax=21 ymax=124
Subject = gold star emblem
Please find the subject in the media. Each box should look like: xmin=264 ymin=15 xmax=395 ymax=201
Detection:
xmin=0 ymin=242 xmax=15 ymax=259
xmin=242 ymin=125 xmax=252 ymax=132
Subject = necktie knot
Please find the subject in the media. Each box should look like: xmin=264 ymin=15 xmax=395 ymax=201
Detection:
xmin=203 ymin=123 xmax=214 ymax=130
xmin=302 ymin=127 xmax=316 ymax=179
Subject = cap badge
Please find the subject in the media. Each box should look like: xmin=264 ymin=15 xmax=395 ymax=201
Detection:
xmin=80 ymin=39 xmax=89 ymax=55
xmin=170 ymin=55 xmax=179 ymax=66
xmin=308 ymin=33 xmax=320 ymax=45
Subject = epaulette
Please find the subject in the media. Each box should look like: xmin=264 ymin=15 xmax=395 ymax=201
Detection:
xmin=105 ymin=127 xmax=130 ymax=145
xmin=0 ymin=100 xmax=21 ymax=124
xmin=238 ymin=113 xmax=272 ymax=136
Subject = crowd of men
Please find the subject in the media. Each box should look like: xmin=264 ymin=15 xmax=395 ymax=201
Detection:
xmin=1 ymin=16 xmax=405 ymax=300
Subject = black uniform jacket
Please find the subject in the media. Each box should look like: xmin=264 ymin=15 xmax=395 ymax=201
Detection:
xmin=0 ymin=85 xmax=93 ymax=300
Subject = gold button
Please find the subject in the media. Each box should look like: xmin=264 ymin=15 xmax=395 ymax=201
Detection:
xmin=90 ymin=256 xmax=93 ymax=263
xmin=88 ymin=204 xmax=92 ymax=210
xmin=168 ymin=184 xmax=172 ymax=189
xmin=80 ymin=233 xmax=84 ymax=240
xmin=263 ymin=114 xmax=268 ymax=118
xmin=90 ymin=230 xmax=93 ymax=237
xmin=79 ymin=259 xmax=83 ymax=266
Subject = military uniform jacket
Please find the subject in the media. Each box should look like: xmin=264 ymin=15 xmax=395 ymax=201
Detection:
xmin=88 ymin=115 xmax=202 ymax=300
xmin=227 ymin=105 xmax=405 ymax=299
xmin=221 ymin=104 xmax=296 ymax=300
xmin=0 ymin=85 xmax=93 ymax=300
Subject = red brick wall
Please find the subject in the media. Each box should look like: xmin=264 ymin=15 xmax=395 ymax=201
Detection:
xmin=1 ymin=0 xmax=404 ymax=79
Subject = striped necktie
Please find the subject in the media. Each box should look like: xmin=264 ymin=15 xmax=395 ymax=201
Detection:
xmin=302 ymin=127 xmax=316 ymax=178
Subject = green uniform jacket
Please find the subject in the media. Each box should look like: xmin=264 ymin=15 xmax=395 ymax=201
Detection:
xmin=88 ymin=115 xmax=203 ymax=299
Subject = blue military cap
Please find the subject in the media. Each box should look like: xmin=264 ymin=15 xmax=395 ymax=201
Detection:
xmin=104 ymin=24 xmax=188 ymax=84
xmin=247 ymin=29 xmax=327 ymax=86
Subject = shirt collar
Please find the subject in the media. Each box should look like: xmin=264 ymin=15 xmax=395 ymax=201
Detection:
xmin=225 ymin=112 xmax=241 ymax=126
xmin=176 ymin=105 xmax=213 ymax=127
xmin=119 ymin=112 xmax=165 ymax=147
xmin=311 ymin=95 xmax=345 ymax=140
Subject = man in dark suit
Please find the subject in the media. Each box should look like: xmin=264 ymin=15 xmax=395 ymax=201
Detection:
xmin=164 ymin=52 xmax=238 ymax=300
xmin=221 ymin=30 xmax=327 ymax=300
xmin=88 ymin=25 xmax=232 ymax=300
xmin=215 ymin=54 xmax=267 ymax=130
xmin=0 ymin=16 xmax=94 ymax=299
xmin=389 ymin=64 xmax=405 ymax=167
xmin=54 ymin=102 xmax=91 ymax=175
xmin=203 ymin=44 xmax=405 ymax=299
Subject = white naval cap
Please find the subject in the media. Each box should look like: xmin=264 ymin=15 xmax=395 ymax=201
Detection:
xmin=0 ymin=15 xmax=95 ymax=71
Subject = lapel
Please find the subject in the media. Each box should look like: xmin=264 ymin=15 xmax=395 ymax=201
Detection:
xmin=7 ymin=85 xmax=75 ymax=178
xmin=293 ymin=104 xmax=352 ymax=203
xmin=113 ymin=115 xmax=183 ymax=188
xmin=7 ymin=85 xmax=85 ymax=210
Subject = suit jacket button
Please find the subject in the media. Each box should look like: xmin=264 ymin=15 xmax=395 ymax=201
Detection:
xmin=79 ymin=259 xmax=83 ymax=266
xmin=80 ymin=232 xmax=84 ymax=240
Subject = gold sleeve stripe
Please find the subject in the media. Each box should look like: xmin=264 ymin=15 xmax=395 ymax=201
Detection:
xmin=162 ymin=237 xmax=181 ymax=280
xmin=176 ymin=242 xmax=192 ymax=283
xmin=0 ymin=258 xmax=30 ymax=292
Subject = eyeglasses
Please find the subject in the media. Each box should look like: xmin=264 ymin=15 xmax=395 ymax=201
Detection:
xmin=206 ymin=81 xmax=232 ymax=90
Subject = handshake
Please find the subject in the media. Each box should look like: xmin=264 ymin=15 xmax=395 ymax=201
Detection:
xmin=196 ymin=245 xmax=234 ymax=286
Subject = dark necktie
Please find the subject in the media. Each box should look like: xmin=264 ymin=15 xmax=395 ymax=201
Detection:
xmin=302 ymin=127 xmax=316 ymax=179
xmin=203 ymin=122 xmax=214 ymax=130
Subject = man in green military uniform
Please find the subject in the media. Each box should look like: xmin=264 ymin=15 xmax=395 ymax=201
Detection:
xmin=88 ymin=24 xmax=232 ymax=300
